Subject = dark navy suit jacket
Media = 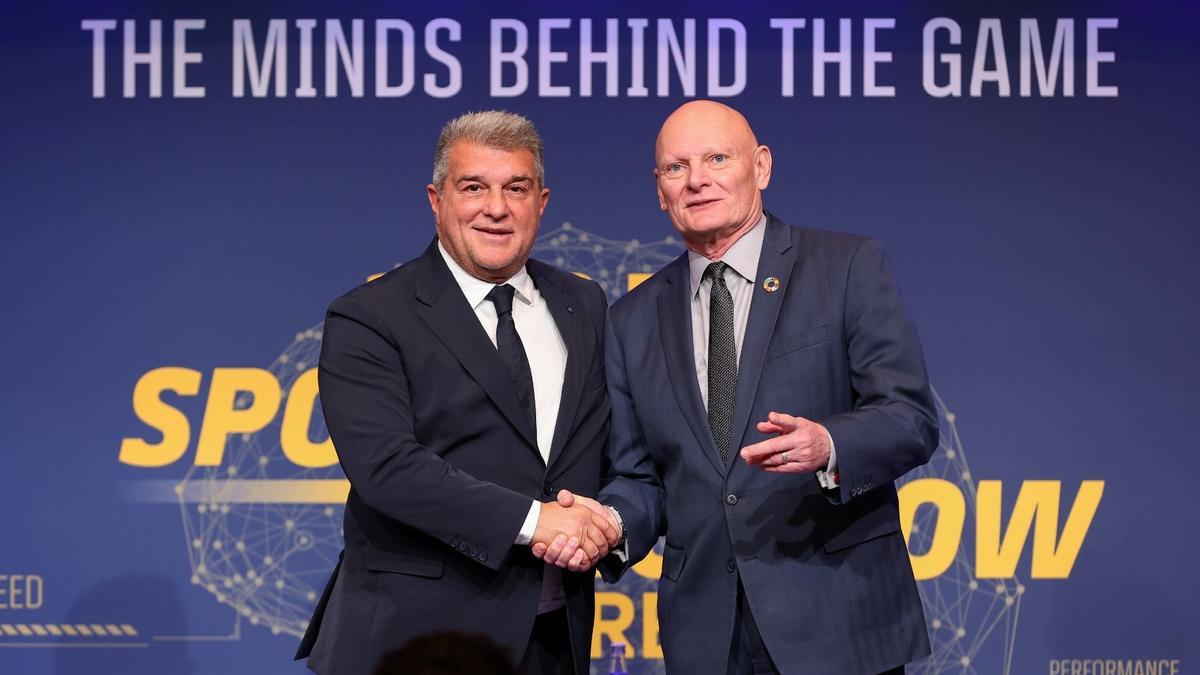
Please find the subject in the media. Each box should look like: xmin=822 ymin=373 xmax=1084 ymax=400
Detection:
xmin=297 ymin=240 xmax=610 ymax=674
xmin=599 ymin=215 xmax=936 ymax=674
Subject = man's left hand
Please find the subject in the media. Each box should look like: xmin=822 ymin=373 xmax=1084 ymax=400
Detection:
xmin=740 ymin=411 xmax=831 ymax=473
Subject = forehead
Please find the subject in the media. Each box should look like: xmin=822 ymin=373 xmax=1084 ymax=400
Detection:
xmin=656 ymin=117 xmax=745 ymax=161
xmin=447 ymin=142 xmax=536 ymax=177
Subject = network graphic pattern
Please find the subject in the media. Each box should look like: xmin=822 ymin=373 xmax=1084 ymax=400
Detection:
xmin=178 ymin=326 xmax=342 ymax=639
xmin=902 ymin=388 xmax=1022 ymax=675
xmin=533 ymin=222 xmax=684 ymax=302
xmin=174 ymin=223 xmax=1020 ymax=673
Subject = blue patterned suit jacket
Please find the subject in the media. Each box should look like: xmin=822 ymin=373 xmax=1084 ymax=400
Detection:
xmin=600 ymin=214 xmax=936 ymax=674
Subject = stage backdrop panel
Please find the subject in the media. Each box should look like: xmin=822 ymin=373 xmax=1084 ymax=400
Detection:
xmin=2 ymin=1 xmax=1198 ymax=673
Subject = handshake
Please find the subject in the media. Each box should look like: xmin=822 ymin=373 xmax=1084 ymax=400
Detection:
xmin=530 ymin=490 xmax=621 ymax=572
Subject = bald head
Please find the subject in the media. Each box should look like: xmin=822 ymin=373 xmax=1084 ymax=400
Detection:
xmin=656 ymin=100 xmax=759 ymax=162
xmin=653 ymin=101 xmax=772 ymax=258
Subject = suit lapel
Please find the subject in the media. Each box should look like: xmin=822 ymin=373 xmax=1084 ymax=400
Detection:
xmin=657 ymin=255 xmax=726 ymax=476
xmin=414 ymin=240 xmax=540 ymax=456
xmin=729 ymin=215 xmax=797 ymax=460
xmin=528 ymin=261 xmax=586 ymax=471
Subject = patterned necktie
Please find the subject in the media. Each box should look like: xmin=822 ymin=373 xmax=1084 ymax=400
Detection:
xmin=487 ymin=284 xmax=537 ymax=439
xmin=705 ymin=262 xmax=737 ymax=463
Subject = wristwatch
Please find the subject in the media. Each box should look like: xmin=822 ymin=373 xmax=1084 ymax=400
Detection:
xmin=605 ymin=505 xmax=626 ymax=547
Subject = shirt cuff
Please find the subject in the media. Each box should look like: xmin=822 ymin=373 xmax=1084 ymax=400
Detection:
xmin=515 ymin=500 xmax=540 ymax=545
xmin=611 ymin=540 xmax=630 ymax=564
xmin=815 ymin=427 xmax=839 ymax=489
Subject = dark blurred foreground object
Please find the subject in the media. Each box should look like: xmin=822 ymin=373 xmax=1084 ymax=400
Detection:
xmin=374 ymin=630 xmax=518 ymax=675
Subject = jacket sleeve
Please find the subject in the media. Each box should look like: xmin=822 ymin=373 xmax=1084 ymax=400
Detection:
xmin=597 ymin=314 xmax=666 ymax=582
xmin=318 ymin=292 xmax=532 ymax=570
xmin=818 ymin=238 xmax=939 ymax=503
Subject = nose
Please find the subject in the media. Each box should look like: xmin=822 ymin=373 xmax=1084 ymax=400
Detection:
xmin=686 ymin=161 xmax=710 ymax=191
xmin=482 ymin=187 xmax=508 ymax=220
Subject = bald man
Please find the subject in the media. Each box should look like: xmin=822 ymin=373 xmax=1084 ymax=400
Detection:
xmin=540 ymin=101 xmax=937 ymax=673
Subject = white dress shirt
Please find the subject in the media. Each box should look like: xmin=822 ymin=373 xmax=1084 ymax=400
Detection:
xmin=437 ymin=242 xmax=567 ymax=612
xmin=686 ymin=214 xmax=839 ymax=488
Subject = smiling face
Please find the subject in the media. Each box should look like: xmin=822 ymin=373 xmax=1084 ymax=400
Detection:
xmin=427 ymin=141 xmax=549 ymax=283
xmin=654 ymin=101 xmax=772 ymax=257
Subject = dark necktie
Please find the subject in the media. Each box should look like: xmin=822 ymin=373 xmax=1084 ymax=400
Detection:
xmin=705 ymin=262 xmax=737 ymax=463
xmin=487 ymin=284 xmax=537 ymax=439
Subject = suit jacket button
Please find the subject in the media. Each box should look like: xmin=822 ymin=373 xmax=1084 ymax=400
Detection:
xmin=726 ymin=559 xmax=736 ymax=573
xmin=543 ymin=482 xmax=553 ymax=497
xmin=478 ymin=552 xmax=488 ymax=562
xmin=467 ymin=546 xmax=477 ymax=556
xmin=725 ymin=494 xmax=738 ymax=506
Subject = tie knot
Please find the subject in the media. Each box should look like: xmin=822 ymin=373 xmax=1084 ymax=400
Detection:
xmin=487 ymin=284 xmax=517 ymax=315
xmin=703 ymin=261 xmax=728 ymax=284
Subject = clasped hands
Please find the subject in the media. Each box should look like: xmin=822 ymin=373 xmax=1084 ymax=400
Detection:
xmin=528 ymin=412 xmax=825 ymax=570
xmin=530 ymin=490 xmax=619 ymax=572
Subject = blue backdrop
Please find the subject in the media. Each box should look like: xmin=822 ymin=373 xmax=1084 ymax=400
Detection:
xmin=2 ymin=1 xmax=1197 ymax=673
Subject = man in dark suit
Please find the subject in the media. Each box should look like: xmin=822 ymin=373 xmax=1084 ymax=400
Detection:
xmin=541 ymin=101 xmax=938 ymax=673
xmin=297 ymin=111 xmax=618 ymax=675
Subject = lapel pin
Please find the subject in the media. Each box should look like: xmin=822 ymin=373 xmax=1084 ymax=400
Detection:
xmin=762 ymin=276 xmax=781 ymax=293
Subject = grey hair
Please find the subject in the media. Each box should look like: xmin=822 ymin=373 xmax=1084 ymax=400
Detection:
xmin=431 ymin=110 xmax=545 ymax=192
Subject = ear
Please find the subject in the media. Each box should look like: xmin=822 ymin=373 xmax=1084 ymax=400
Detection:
xmin=536 ymin=186 xmax=550 ymax=218
xmin=753 ymin=145 xmax=773 ymax=191
xmin=653 ymin=169 xmax=668 ymax=211
xmin=426 ymin=184 xmax=441 ymax=222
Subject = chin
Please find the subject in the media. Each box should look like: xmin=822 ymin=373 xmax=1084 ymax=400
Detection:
xmin=469 ymin=243 xmax=516 ymax=263
xmin=477 ymin=255 xmax=520 ymax=275
xmin=684 ymin=219 xmax=729 ymax=238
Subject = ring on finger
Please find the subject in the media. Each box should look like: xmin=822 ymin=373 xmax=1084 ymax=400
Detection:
xmin=780 ymin=451 xmax=789 ymax=464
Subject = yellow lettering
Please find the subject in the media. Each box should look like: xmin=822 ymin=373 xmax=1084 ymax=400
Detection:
xmin=898 ymin=478 xmax=965 ymax=580
xmin=195 ymin=368 xmax=281 ymax=466
xmin=976 ymin=480 xmax=1104 ymax=578
xmin=631 ymin=548 xmax=663 ymax=580
xmin=280 ymin=369 xmax=337 ymax=468
xmin=627 ymin=273 xmax=652 ymax=291
xmin=118 ymin=367 xmax=202 ymax=467
xmin=641 ymin=592 xmax=662 ymax=658
xmin=590 ymin=591 xmax=635 ymax=659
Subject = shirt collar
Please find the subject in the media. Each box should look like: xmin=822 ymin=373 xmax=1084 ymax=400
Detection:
xmin=687 ymin=212 xmax=767 ymax=297
xmin=437 ymin=239 xmax=534 ymax=309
